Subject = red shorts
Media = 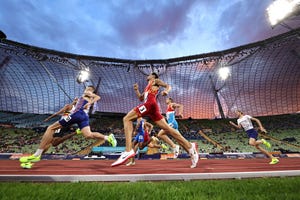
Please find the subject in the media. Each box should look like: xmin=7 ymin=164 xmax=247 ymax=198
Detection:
xmin=134 ymin=100 xmax=163 ymax=122
xmin=143 ymin=131 xmax=150 ymax=143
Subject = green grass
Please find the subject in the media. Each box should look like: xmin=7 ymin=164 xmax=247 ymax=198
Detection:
xmin=0 ymin=177 xmax=300 ymax=200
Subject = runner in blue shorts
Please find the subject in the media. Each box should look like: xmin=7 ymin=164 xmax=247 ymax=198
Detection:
xmin=19 ymin=86 xmax=117 ymax=168
xmin=229 ymin=110 xmax=279 ymax=165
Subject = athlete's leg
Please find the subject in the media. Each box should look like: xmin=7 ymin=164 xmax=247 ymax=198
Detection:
xmin=112 ymin=110 xmax=139 ymax=167
xmin=157 ymin=129 xmax=177 ymax=148
xmin=155 ymin=119 xmax=191 ymax=152
xmin=123 ymin=109 xmax=139 ymax=151
xmin=80 ymin=126 xmax=117 ymax=147
xmin=39 ymin=122 xmax=62 ymax=150
xmin=52 ymin=132 xmax=76 ymax=146
xmin=249 ymin=138 xmax=273 ymax=159
xmin=20 ymin=121 xmax=62 ymax=163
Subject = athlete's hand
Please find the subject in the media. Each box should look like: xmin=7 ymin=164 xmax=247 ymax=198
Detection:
xmin=178 ymin=114 xmax=183 ymax=119
xmin=229 ymin=121 xmax=235 ymax=126
xmin=260 ymin=127 xmax=267 ymax=133
xmin=161 ymin=90 xmax=168 ymax=96
xmin=133 ymin=83 xmax=139 ymax=91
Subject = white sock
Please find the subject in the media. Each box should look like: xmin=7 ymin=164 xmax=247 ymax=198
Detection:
xmin=33 ymin=149 xmax=43 ymax=157
xmin=104 ymin=136 xmax=108 ymax=141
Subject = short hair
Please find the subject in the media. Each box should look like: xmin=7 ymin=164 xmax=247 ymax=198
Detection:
xmin=87 ymin=85 xmax=95 ymax=91
xmin=151 ymin=72 xmax=159 ymax=79
xmin=237 ymin=110 xmax=243 ymax=114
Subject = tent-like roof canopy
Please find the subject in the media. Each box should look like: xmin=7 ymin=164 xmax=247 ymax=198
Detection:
xmin=0 ymin=28 xmax=299 ymax=119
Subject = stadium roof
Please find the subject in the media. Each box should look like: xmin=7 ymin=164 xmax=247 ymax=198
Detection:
xmin=0 ymin=28 xmax=299 ymax=119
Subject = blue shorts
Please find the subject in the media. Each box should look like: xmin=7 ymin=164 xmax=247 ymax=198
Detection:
xmin=59 ymin=110 xmax=89 ymax=130
xmin=168 ymin=120 xmax=178 ymax=130
xmin=134 ymin=131 xmax=145 ymax=143
xmin=246 ymin=129 xmax=258 ymax=140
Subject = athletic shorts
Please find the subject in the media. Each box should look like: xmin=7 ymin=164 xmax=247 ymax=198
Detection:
xmin=143 ymin=131 xmax=150 ymax=143
xmin=134 ymin=101 xmax=163 ymax=122
xmin=134 ymin=130 xmax=145 ymax=143
xmin=246 ymin=129 xmax=258 ymax=140
xmin=168 ymin=120 xmax=178 ymax=130
xmin=59 ymin=110 xmax=89 ymax=130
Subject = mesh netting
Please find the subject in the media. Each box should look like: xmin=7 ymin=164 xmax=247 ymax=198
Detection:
xmin=0 ymin=29 xmax=299 ymax=119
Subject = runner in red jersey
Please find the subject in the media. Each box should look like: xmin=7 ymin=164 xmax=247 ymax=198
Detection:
xmin=112 ymin=73 xmax=199 ymax=168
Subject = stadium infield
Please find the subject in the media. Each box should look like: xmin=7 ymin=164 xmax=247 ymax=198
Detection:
xmin=0 ymin=158 xmax=299 ymax=182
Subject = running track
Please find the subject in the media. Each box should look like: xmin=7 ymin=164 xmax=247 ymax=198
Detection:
xmin=0 ymin=158 xmax=299 ymax=182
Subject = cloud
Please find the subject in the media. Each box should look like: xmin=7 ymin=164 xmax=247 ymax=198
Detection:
xmin=0 ymin=0 xmax=292 ymax=60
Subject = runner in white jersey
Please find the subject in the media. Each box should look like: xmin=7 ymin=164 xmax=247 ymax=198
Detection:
xmin=229 ymin=110 xmax=279 ymax=165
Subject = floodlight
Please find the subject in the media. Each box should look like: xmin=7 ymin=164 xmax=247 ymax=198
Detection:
xmin=218 ymin=67 xmax=230 ymax=80
xmin=266 ymin=0 xmax=300 ymax=27
xmin=76 ymin=70 xmax=89 ymax=83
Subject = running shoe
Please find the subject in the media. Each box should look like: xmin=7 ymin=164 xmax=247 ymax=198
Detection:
xmin=107 ymin=134 xmax=117 ymax=147
xmin=19 ymin=155 xmax=41 ymax=163
xmin=161 ymin=144 xmax=168 ymax=150
xmin=269 ymin=158 xmax=279 ymax=165
xmin=261 ymin=139 xmax=271 ymax=148
xmin=190 ymin=143 xmax=199 ymax=168
xmin=173 ymin=145 xmax=180 ymax=159
xmin=111 ymin=149 xmax=135 ymax=167
xmin=76 ymin=128 xmax=82 ymax=135
xmin=20 ymin=162 xmax=33 ymax=169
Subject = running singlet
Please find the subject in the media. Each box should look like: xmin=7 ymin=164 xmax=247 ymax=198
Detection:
xmin=143 ymin=80 xmax=158 ymax=103
xmin=237 ymin=115 xmax=254 ymax=131
xmin=166 ymin=104 xmax=175 ymax=124
xmin=134 ymin=80 xmax=163 ymax=122
xmin=73 ymin=97 xmax=89 ymax=113
xmin=137 ymin=119 xmax=145 ymax=134
xmin=166 ymin=104 xmax=178 ymax=130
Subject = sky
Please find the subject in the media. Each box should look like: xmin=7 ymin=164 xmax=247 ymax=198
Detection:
xmin=0 ymin=0 xmax=298 ymax=60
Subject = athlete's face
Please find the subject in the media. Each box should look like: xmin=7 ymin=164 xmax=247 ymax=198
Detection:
xmin=235 ymin=110 xmax=242 ymax=117
xmin=85 ymin=87 xmax=95 ymax=93
xmin=166 ymin=98 xmax=171 ymax=104
xmin=147 ymin=74 xmax=154 ymax=81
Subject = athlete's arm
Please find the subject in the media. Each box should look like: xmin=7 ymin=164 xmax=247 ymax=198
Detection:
xmin=154 ymin=79 xmax=171 ymax=96
xmin=229 ymin=121 xmax=242 ymax=129
xmin=84 ymin=92 xmax=101 ymax=109
xmin=251 ymin=117 xmax=267 ymax=133
xmin=133 ymin=83 xmax=144 ymax=101
xmin=144 ymin=122 xmax=153 ymax=134
xmin=172 ymin=103 xmax=183 ymax=118
xmin=44 ymin=104 xmax=71 ymax=122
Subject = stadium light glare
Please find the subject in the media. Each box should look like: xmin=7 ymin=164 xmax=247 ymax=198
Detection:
xmin=266 ymin=0 xmax=300 ymax=27
xmin=76 ymin=70 xmax=90 ymax=83
xmin=218 ymin=67 xmax=230 ymax=80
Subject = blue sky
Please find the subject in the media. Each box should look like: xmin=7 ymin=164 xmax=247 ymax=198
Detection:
xmin=0 ymin=0 xmax=295 ymax=60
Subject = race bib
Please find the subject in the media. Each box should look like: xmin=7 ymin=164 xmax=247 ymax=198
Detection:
xmin=138 ymin=105 xmax=147 ymax=114
xmin=64 ymin=115 xmax=72 ymax=122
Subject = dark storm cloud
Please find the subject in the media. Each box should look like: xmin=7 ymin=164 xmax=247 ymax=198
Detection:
xmin=216 ymin=0 xmax=288 ymax=49
xmin=108 ymin=0 xmax=197 ymax=47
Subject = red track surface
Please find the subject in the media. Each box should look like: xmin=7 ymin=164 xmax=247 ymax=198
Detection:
xmin=0 ymin=158 xmax=299 ymax=175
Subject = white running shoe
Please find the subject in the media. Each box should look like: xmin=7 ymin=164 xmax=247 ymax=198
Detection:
xmin=190 ymin=143 xmax=199 ymax=168
xmin=111 ymin=149 xmax=135 ymax=167
xmin=173 ymin=145 xmax=180 ymax=158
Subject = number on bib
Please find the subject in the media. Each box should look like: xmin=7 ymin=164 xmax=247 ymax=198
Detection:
xmin=138 ymin=105 xmax=147 ymax=114
xmin=64 ymin=115 xmax=72 ymax=122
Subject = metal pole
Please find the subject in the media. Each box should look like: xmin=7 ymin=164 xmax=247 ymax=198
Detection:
xmin=209 ymin=75 xmax=225 ymax=119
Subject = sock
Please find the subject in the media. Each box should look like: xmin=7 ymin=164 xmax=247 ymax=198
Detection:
xmin=33 ymin=149 xmax=43 ymax=157
xmin=104 ymin=136 xmax=108 ymax=141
